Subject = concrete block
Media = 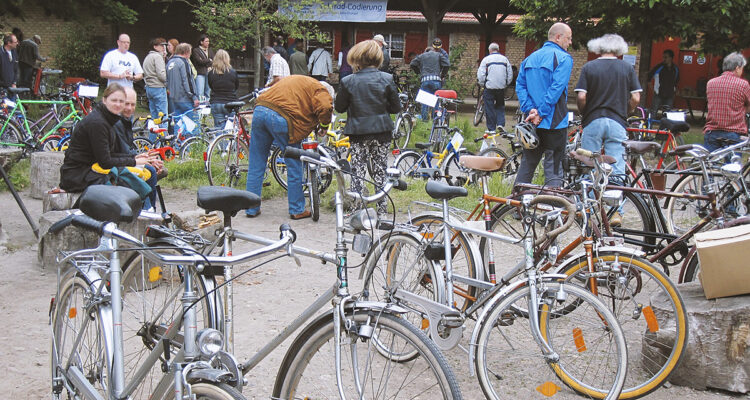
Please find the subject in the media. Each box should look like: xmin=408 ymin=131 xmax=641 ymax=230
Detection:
xmin=0 ymin=148 xmax=23 ymax=169
xmin=30 ymin=151 xmax=65 ymax=199
xmin=644 ymin=281 xmax=750 ymax=393
xmin=43 ymin=191 xmax=81 ymax=213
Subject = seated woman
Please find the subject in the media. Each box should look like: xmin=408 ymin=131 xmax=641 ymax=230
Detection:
xmin=59 ymin=83 xmax=157 ymax=208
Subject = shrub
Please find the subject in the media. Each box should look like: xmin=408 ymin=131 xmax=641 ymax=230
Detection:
xmin=51 ymin=25 xmax=108 ymax=83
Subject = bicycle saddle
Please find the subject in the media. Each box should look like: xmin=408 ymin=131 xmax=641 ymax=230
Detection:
xmin=415 ymin=142 xmax=433 ymax=150
xmin=197 ymin=186 xmax=260 ymax=217
xmin=459 ymin=155 xmax=505 ymax=172
xmin=622 ymin=140 xmax=660 ymax=155
xmin=434 ymin=90 xmax=457 ymax=99
xmin=7 ymin=87 xmax=30 ymax=94
xmin=569 ymin=151 xmax=617 ymax=167
xmin=75 ymin=185 xmax=143 ymax=223
xmin=425 ymin=180 xmax=468 ymax=200
xmin=223 ymin=101 xmax=245 ymax=112
xmin=659 ymin=118 xmax=690 ymax=133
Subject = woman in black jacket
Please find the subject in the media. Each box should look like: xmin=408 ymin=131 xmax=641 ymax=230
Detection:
xmin=60 ymin=83 xmax=153 ymax=195
xmin=334 ymin=40 xmax=401 ymax=215
xmin=207 ymin=49 xmax=239 ymax=129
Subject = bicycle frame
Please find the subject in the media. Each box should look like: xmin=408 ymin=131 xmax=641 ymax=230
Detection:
xmin=1 ymin=98 xmax=79 ymax=148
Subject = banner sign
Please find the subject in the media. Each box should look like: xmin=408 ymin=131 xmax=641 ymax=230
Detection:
xmin=280 ymin=0 xmax=387 ymax=22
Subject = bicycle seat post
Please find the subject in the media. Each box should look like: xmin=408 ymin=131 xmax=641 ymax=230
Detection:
xmin=441 ymin=197 xmax=455 ymax=308
xmin=221 ymin=211 xmax=236 ymax=353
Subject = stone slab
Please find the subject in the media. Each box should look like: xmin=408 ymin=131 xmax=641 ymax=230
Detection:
xmin=30 ymin=151 xmax=64 ymax=199
xmin=644 ymin=281 xmax=750 ymax=393
xmin=42 ymin=191 xmax=81 ymax=213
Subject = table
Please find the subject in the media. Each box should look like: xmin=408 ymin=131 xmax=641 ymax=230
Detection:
xmin=681 ymin=95 xmax=707 ymax=122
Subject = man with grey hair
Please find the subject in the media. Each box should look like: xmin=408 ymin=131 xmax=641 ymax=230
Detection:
xmin=477 ymin=42 xmax=513 ymax=132
xmin=703 ymin=52 xmax=750 ymax=152
xmin=263 ymin=46 xmax=289 ymax=87
xmin=575 ymin=34 xmax=641 ymax=219
xmin=373 ymin=34 xmax=390 ymax=72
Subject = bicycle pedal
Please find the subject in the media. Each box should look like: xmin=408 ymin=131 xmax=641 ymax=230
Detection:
xmin=440 ymin=313 xmax=464 ymax=328
xmin=262 ymin=181 xmax=271 ymax=187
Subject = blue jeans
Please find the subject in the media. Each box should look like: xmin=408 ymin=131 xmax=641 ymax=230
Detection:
xmin=483 ymin=88 xmax=506 ymax=131
xmin=195 ymin=74 xmax=210 ymax=101
xmin=420 ymin=80 xmax=441 ymax=120
xmin=145 ymin=86 xmax=168 ymax=123
xmin=210 ymin=103 xmax=234 ymax=129
xmin=245 ymin=106 xmax=304 ymax=216
xmin=581 ymin=117 xmax=628 ymax=180
xmin=171 ymin=100 xmax=198 ymax=137
xmin=704 ymin=130 xmax=741 ymax=153
xmin=143 ymin=164 xmax=158 ymax=209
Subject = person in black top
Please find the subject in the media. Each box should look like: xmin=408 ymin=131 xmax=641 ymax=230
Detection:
xmin=335 ymin=40 xmax=401 ymax=215
xmin=207 ymin=49 xmax=239 ymax=129
xmin=60 ymin=83 xmax=155 ymax=193
xmin=648 ymin=49 xmax=679 ymax=112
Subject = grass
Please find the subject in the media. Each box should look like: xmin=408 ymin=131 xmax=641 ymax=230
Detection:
xmin=0 ymin=158 xmax=31 ymax=193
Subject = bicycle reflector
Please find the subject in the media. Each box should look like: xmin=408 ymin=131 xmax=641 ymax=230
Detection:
xmin=302 ymin=141 xmax=319 ymax=150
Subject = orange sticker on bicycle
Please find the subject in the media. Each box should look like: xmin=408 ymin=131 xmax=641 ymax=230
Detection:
xmin=68 ymin=307 xmax=77 ymax=319
xmin=421 ymin=318 xmax=430 ymax=330
xmin=573 ymin=328 xmax=587 ymax=352
xmin=643 ymin=306 xmax=659 ymax=332
xmin=536 ymin=381 xmax=561 ymax=397
xmin=148 ymin=266 xmax=163 ymax=283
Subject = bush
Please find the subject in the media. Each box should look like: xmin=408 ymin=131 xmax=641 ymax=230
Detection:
xmin=51 ymin=25 xmax=108 ymax=83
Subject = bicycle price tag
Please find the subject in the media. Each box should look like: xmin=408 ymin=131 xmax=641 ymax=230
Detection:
xmin=199 ymin=105 xmax=211 ymax=115
xmin=147 ymin=120 xmax=156 ymax=130
xmin=568 ymin=111 xmax=575 ymax=122
xmin=78 ymin=85 xmax=99 ymax=98
xmin=666 ymin=111 xmax=685 ymax=122
xmin=450 ymin=131 xmax=464 ymax=150
xmin=480 ymin=140 xmax=489 ymax=152
xmin=224 ymin=119 xmax=234 ymax=131
xmin=415 ymin=89 xmax=438 ymax=108
xmin=2 ymin=99 xmax=15 ymax=108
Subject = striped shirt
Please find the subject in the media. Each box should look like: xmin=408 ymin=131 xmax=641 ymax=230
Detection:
xmin=704 ymin=71 xmax=750 ymax=134
xmin=267 ymin=53 xmax=290 ymax=85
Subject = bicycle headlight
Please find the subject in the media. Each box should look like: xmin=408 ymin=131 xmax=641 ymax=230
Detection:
xmin=197 ymin=328 xmax=224 ymax=358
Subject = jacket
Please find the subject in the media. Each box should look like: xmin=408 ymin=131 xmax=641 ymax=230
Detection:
xmin=379 ymin=50 xmax=390 ymax=73
xmin=60 ymin=104 xmax=135 ymax=192
xmin=166 ymin=56 xmax=197 ymax=103
xmin=289 ymin=51 xmax=307 ymax=75
xmin=308 ymin=48 xmax=332 ymax=76
xmin=335 ymin=67 xmax=401 ymax=139
xmin=477 ymin=52 xmax=513 ymax=90
xmin=410 ymin=51 xmax=449 ymax=82
xmin=18 ymin=39 xmax=44 ymax=67
xmin=143 ymin=50 xmax=167 ymax=88
xmin=190 ymin=46 xmax=215 ymax=76
xmin=0 ymin=48 xmax=19 ymax=88
xmin=516 ymin=41 xmax=573 ymax=130
xmin=648 ymin=62 xmax=679 ymax=98
xmin=112 ymin=117 xmax=138 ymax=155
xmin=255 ymin=75 xmax=333 ymax=143
xmin=207 ymin=69 xmax=239 ymax=104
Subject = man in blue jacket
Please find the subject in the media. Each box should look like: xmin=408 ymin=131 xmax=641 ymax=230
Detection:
xmin=514 ymin=22 xmax=573 ymax=188
xmin=0 ymin=34 xmax=20 ymax=93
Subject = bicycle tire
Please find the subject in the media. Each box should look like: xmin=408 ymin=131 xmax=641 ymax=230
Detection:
xmin=180 ymin=135 xmax=209 ymax=162
xmin=0 ymin=115 xmax=24 ymax=149
xmin=474 ymin=282 xmax=627 ymax=400
xmin=681 ymin=250 xmax=700 ymax=283
xmin=392 ymin=113 xmax=412 ymax=149
xmin=191 ymin=383 xmax=247 ymax=399
xmin=394 ymin=150 xmax=426 ymax=179
xmin=503 ymin=85 xmax=515 ymax=101
xmin=42 ymin=134 xmax=63 ymax=152
xmin=51 ymin=272 xmax=110 ymax=398
xmin=272 ymin=309 xmax=463 ymax=399
xmin=604 ymin=191 xmax=657 ymax=252
xmin=206 ymin=133 xmax=249 ymax=187
xmin=664 ymin=173 xmax=711 ymax=235
xmin=309 ymin=167 xmax=320 ymax=221
xmin=407 ymin=214 xmax=480 ymax=311
xmin=473 ymin=96 xmax=484 ymax=127
xmin=442 ymin=148 xmax=473 ymax=186
xmin=132 ymin=137 xmax=154 ymax=153
xmin=272 ymin=146 xmax=332 ymax=194
xmin=558 ymin=252 xmax=688 ymax=399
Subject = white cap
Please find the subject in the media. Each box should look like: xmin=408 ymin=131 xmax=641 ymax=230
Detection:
xmin=373 ymin=34 xmax=385 ymax=43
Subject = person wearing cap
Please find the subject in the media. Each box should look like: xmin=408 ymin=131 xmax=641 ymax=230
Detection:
xmin=18 ymin=34 xmax=45 ymax=88
xmin=245 ymin=75 xmax=334 ymax=219
xmin=410 ymin=47 xmax=450 ymax=120
xmin=142 ymin=37 xmax=169 ymax=128
xmin=372 ymin=34 xmax=390 ymax=72
xmin=431 ymin=37 xmax=448 ymax=58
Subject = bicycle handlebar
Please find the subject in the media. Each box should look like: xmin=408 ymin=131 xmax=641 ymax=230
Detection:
xmin=529 ymin=195 xmax=577 ymax=247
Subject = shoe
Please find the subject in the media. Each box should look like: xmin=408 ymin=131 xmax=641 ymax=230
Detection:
xmin=609 ymin=212 xmax=623 ymax=227
xmin=290 ymin=210 xmax=311 ymax=220
xmin=246 ymin=211 xmax=261 ymax=218
xmin=484 ymin=130 xmax=496 ymax=134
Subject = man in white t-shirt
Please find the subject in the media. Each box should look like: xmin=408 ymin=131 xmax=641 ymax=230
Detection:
xmin=100 ymin=34 xmax=143 ymax=88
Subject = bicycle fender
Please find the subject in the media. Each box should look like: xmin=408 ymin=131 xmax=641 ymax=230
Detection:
xmin=186 ymin=366 xmax=233 ymax=385
xmin=551 ymin=246 xmax=646 ymax=275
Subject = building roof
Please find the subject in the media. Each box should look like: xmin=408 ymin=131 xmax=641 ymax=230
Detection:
xmin=386 ymin=10 xmax=522 ymax=25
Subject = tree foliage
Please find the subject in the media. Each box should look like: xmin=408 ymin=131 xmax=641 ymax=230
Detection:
xmin=510 ymin=0 xmax=750 ymax=56
xmin=50 ymin=24 xmax=108 ymax=82
xmin=1 ymin=0 xmax=138 ymax=26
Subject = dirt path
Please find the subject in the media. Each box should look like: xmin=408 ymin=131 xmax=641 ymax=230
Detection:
xmin=0 ymin=188 xmax=741 ymax=399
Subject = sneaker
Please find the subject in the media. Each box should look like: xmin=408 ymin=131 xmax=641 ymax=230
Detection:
xmin=246 ymin=211 xmax=261 ymax=218
xmin=484 ymin=130 xmax=496 ymax=134
xmin=609 ymin=212 xmax=623 ymax=227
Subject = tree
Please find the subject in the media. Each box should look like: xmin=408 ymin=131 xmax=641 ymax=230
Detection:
xmin=511 ymin=0 xmax=750 ymax=92
xmin=1 ymin=0 xmax=137 ymax=26
xmin=192 ymin=0 xmax=331 ymax=87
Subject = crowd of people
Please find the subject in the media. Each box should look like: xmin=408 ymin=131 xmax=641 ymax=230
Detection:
xmin=4 ymin=25 xmax=740 ymax=221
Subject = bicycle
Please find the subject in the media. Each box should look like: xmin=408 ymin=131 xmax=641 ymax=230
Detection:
xmin=392 ymin=93 xmax=414 ymax=149
xmin=49 ymin=185 xmax=259 ymax=399
xmin=361 ymin=163 xmax=627 ymax=399
xmin=394 ymin=128 xmax=473 ymax=186
xmin=122 ymin=150 xmax=464 ymax=398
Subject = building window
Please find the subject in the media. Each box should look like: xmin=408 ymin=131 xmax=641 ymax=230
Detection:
xmin=384 ymin=33 xmax=405 ymax=59
xmin=309 ymin=30 xmax=334 ymax=55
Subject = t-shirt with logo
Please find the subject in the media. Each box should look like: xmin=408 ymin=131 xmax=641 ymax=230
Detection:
xmin=100 ymin=49 xmax=143 ymax=88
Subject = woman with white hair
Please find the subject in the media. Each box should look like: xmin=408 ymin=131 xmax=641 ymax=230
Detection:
xmin=574 ymin=33 xmax=642 ymax=223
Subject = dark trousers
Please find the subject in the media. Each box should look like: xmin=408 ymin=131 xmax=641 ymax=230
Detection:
xmin=513 ymin=127 xmax=567 ymax=188
xmin=19 ymin=63 xmax=34 ymax=88
xmin=483 ymin=88 xmax=506 ymax=131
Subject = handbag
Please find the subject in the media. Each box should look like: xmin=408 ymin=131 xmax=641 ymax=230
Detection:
xmin=91 ymin=163 xmax=152 ymax=200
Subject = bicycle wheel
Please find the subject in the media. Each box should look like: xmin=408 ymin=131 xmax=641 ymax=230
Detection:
xmin=273 ymin=309 xmax=462 ymax=399
xmin=308 ymin=166 xmax=320 ymax=221
xmin=191 ymin=383 xmax=246 ymax=399
xmin=133 ymin=137 xmax=154 ymax=153
xmin=442 ymin=148 xmax=473 ymax=186
xmin=394 ymin=150 xmax=426 ymax=179
xmin=602 ymin=191 xmax=657 ymax=252
xmin=504 ymin=85 xmax=515 ymax=101
xmin=180 ymin=135 xmax=209 ymax=161
xmin=42 ymin=134 xmax=63 ymax=152
xmin=206 ymin=133 xmax=249 ymax=187
xmin=559 ymin=252 xmax=688 ymax=399
xmin=0 ymin=116 xmax=24 ymax=149
xmin=475 ymin=282 xmax=627 ymax=400
xmin=478 ymin=147 xmax=509 ymax=173
xmin=51 ymin=273 xmax=110 ymax=398
xmin=392 ymin=114 xmax=412 ymax=149
xmin=407 ymin=214 xmax=479 ymax=311
xmin=473 ymin=96 xmax=484 ymax=127
xmin=665 ymin=174 xmax=711 ymax=235
xmin=681 ymin=250 xmax=700 ymax=283
xmin=270 ymin=146 xmax=289 ymax=190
